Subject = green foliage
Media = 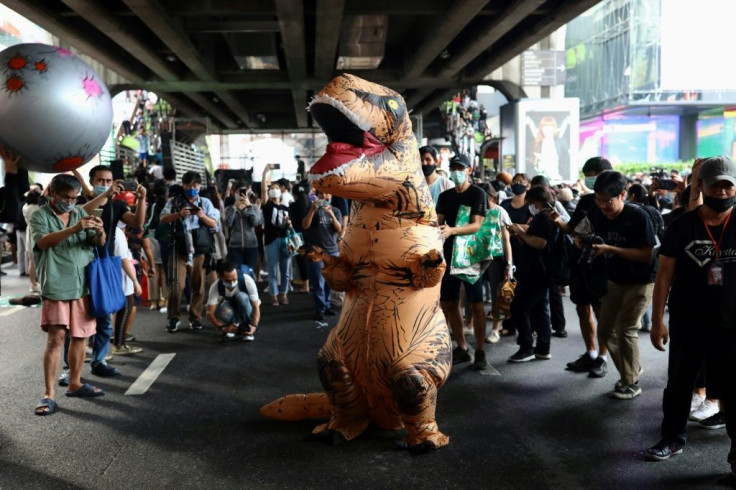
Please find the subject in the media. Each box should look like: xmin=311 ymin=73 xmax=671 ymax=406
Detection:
xmin=610 ymin=161 xmax=694 ymax=177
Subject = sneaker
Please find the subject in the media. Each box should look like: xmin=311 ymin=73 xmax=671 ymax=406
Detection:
xmin=314 ymin=312 xmax=325 ymax=322
xmin=690 ymin=393 xmax=706 ymax=412
xmin=223 ymin=332 xmax=236 ymax=340
xmin=111 ymin=345 xmax=143 ymax=356
xmin=241 ymin=334 xmax=255 ymax=342
xmin=535 ymin=352 xmax=552 ymax=360
xmin=640 ymin=324 xmax=651 ymax=333
xmin=690 ymin=399 xmax=720 ymax=422
xmin=552 ymin=329 xmax=568 ymax=338
xmin=324 ymin=308 xmax=337 ymax=316
xmin=190 ymin=319 xmax=203 ymax=330
xmin=566 ymin=353 xmax=596 ymax=372
xmin=452 ymin=346 xmax=472 ymax=365
xmin=610 ymin=382 xmax=641 ymax=400
xmin=699 ymin=412 xmax=726 ymax=430
xmin=645 ymin=439 xmax=684 ymax=461
xmin=159 ymin=307 xmax=168 ymax=314
xmin=29 ymin=284 xmax=41 ymax=294
xmin=508 ymin=349 xmax=535 ymax=363
xmin=166 ymin=319 xmax=180 ymax=333
xmin=485 ymin=330 xmax=501 ymax=344
xmin=91 ymin=361 xmax=119 ymax=377
xmin=473 ymin=349 xmax=488 ymax=370
xmin=588 ymin=357 xmax=608 ymax=378
xmin=125 ymin=334 xmax=136 ymax=342
xmin=57 ymin=369 xmax=70 ymax=387
xmin=462 ymin=325 xmax=473 ymax=336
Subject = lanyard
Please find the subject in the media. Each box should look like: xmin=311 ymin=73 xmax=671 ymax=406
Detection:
xmin=702 ymin=210 xmax=732 ymax=262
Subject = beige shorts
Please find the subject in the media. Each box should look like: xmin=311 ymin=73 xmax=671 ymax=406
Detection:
xmin=40 ymin=296 xmax=96 ymax=338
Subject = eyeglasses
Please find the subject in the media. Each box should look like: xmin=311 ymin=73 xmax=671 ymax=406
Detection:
xmin=56 ymin=194 xmax=78 ymax=204
xmin=595 ymin=196 xmax=618 ymax=207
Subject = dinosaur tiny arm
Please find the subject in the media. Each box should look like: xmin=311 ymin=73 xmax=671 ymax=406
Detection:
xmin=304 ymin=245 xmax=355 ymax=292
xmin=410 ymin=249 xmax=445 ymax=289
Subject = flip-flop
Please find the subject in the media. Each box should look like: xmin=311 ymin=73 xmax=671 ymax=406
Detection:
xmin=66 ymin=383 xmax=105 ymax=398
xmin=35 ymin=397 xmax=57 ymax=416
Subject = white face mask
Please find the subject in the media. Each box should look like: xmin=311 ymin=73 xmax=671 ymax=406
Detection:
xmin=224 ymin=280 xmax=238 ymax=290
xmin=268 ymin=188 xmax=281 ymax=199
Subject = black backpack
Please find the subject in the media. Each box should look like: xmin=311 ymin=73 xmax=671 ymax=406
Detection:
xmin=548 ymin=226 xmax=574 ymax=286
xmin=636 ymin=204 xmax=665 ymax=248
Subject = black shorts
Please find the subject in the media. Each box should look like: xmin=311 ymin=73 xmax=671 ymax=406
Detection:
xmin=440 ymin=266 xmax=484 ymax=303
xmin=568 ymin=266 xmax=602 ymax=308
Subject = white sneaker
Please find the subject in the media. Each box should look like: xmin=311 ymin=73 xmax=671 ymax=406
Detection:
xmin=30 ymin=284 xmax=41 ymax=294
xmin=159 ymin=307 xmax=168 ymax=314
xmin=462 ymin=325 xmax=473 ymax=336
xmin=485 ymin=330 xmax=501 ymax=344
xmin=690 ymin=393 xmax=705 ymax=412
xmin=689 ymin=399 xmax=719 ymax=421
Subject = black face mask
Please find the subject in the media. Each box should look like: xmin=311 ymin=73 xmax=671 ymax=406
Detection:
xmin=703 ymin=195 xmax=736 ymax=213
xmin=510 ymin=183 xmax=526 ymax=195
xmin=422 ymin=165 xmax=436 ymax=177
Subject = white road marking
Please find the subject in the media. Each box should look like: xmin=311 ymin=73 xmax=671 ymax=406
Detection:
xmin=479 ymin=363 xmax=501 ymax=376
xmin=125 ymin=353 xmax=176 ymax=395
xmin=0 ymin=307 xmax=22 ymax=317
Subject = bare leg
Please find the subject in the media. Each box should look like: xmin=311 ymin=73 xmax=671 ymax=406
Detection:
xmin=67 ymin=337 xmax=88 ymax=392
xmin=42 ymin=326 xmax=66 ymax=400
xmin=441 ymin=301 xmax=466 ymax=350
xmin=471 ymin=302 xmax=487 ymax=350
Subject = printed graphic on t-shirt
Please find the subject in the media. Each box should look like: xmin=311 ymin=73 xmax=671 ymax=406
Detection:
xmin=684 ymin=240 xmax=736 ymax=267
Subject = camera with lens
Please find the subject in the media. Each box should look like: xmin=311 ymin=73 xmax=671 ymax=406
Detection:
xmin=578 ymin=234 xmax=605 ymax=265
xmin=650 ymin=167 xmax=667 ymax=179
xmin=122 ymin=180 xmax=138 ymax=191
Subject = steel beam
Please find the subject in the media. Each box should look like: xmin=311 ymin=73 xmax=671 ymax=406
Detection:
xmin=274 ymin=0 xmax=309 ymax=127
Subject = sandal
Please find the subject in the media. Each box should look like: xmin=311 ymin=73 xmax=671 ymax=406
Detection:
xmin=35 ymin=397 xmax=57 ymax=416
xmin=280 ymin=294 xmax=289 ymax=305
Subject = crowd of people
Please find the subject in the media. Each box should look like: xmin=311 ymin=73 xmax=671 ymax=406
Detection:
xmin=0 ymin=143 xmax=733 ymax=480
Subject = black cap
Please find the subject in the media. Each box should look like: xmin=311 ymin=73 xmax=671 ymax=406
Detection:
xmin=449 ymin=154 xmax=472 ymax=168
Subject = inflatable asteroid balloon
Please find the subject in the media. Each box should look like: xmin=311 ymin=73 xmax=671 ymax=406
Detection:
xmin=0 ymin=43 xmax=112 ymax=173
xmin=261 ymin=74 xmax=451 ymax=452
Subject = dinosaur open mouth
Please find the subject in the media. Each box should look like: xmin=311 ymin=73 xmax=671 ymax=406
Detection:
xmin=308 ymin=97 xmax=386 ymax=180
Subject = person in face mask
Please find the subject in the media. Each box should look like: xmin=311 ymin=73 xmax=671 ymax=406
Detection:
xmin=206 ymin=261 xmax=260 ymax=341
xmin=435 ymin=154 xmax=490 ymax=369
xmin=647 ymin=157 xmax=736 ymax=469
xmin=159 ymin=171 xmax=220 ymax=333
xmin=30 ymin=174 xmax=107 ymax=415
xmin=551 ymin=156 xmax=613 ymax=379
xmin=262 ymin=182 xmax=293 ymax=306
xmin=419 ymin=145 xmax=454 ymax=205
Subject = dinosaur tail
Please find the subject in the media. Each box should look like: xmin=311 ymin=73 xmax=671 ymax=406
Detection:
xmin=260 ymin=393 xmax=331 ymax=421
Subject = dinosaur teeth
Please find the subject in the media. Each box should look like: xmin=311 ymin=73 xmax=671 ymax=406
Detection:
xmin=309 ymin=154 xmax=365 ymax=182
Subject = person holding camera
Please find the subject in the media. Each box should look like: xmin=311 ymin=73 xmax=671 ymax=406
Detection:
xmin=159 ymin=171 xmax=220 ymax=333
xmin=262 ymin=180 xmax=292 ymax=306
xmin=70 ymin=166 xmax=147 ymax=379
xmin=552 ymin=157 xmax=613 ymax=379
xmin=573 ymin=170 xmax=658 ymax=400
xmin=301 ymin=189 xmax=342 ymax=321
xmin=224 ymin=186 xmax=263 ymax=273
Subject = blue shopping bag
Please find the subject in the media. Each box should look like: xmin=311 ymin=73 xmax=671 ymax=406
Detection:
xmin=86 ymin=246 xmax=126 ymax=317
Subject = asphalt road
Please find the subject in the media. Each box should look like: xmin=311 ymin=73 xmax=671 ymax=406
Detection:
xmin=0 ymin=261 xmax=734 ymax=489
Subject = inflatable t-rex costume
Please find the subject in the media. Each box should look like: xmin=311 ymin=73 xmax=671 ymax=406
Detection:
xmin=260 ymin=74 xmax=451 ymax=450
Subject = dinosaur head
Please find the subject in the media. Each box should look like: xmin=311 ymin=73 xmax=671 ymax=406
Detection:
xmin=308 ymin=74 xmax=420 ymax=202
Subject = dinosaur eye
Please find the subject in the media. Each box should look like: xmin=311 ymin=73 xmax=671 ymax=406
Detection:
xmin=387 ymin=99 xmax=399 ymax=110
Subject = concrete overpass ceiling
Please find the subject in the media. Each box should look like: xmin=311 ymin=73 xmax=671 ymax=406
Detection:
xmin=5 ymin=0 xmax=602 ymax=132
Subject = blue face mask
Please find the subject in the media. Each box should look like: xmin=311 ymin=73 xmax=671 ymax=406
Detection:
xmin=184 ymin=188 xmax=199 ymax=198
xmin=52 ymin=198 xmax=75 ymax=214
xmin=93 ymin=185 xmax=109 ymax=196
xmin=584 ymin=176 xmax=597 ymax=189
xmin=449 ymin=170 xmax=467 ymax=186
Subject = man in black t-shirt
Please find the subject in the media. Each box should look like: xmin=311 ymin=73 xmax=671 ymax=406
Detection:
xmin=646 ymin=157 xmax=736 ymax=473
xmin=554 ymin=157 xmax=612 ymax=378
xmin=575 ymin=171 xmax=657 ymax=400
xmin=436 ymin=154 xmax=488 ymax=369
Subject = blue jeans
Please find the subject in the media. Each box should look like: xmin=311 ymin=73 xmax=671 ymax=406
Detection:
xmin=215 ymin=292 xmax=253 ymax=326
xmin=265 ymin=239 xmax=291 ymax=295
xmin=91 ymin=314 xmax=113 ymax=366
xmin=307 ymin=258 xmax=332 ymax=314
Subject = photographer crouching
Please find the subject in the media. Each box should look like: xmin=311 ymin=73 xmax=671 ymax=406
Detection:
xmin=574 ymin=170 xmax=658 ymax=400
xmin=159 ymin=171 xmax=220 ymax=332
